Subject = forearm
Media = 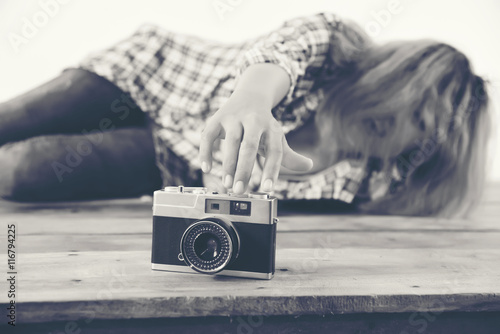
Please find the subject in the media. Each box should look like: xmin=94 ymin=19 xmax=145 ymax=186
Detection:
xmin=232 ymin=63 xmax=291 ymax=110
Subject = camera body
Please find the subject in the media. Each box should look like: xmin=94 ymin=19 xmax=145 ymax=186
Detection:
xmin=151 ymin=186 xmax=278 ymax=279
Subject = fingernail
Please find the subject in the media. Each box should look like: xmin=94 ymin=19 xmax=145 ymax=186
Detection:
xmin=224 ymin=175 xmax=233 ymax=189
xmin=262 ymin=179 xmax=273 ymax=192
xmin=234 ymin=181 xmax=244 ymax=194
xmin=201 ymin=161 xmax=208 ymax=173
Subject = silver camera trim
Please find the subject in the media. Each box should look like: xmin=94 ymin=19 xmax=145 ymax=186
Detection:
xmin=151 ymin=263 xmax=274 ymax=280
xmin=152 ymin=188 xmax=277 ymax=225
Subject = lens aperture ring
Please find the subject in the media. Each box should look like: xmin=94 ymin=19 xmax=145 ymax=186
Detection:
xmin=181 ymin=220 xmax=234 ymax=274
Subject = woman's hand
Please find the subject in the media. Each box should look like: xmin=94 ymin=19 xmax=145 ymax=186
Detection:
xmin=199 ymin=90 xmax=313 ymax=194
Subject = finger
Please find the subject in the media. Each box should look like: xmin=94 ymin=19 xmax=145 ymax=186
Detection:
xmin=233 ymin=128 xmax=263 ymax=194
xmin=221 ymin=122 xmax=243 ymax=189
xmin=260 ymin=126 xmax=284 ymax=192
xmin=281 ymin=137 xmax=314 ymax=172
xmin=199 ymin=119 xmax=223 ymax=173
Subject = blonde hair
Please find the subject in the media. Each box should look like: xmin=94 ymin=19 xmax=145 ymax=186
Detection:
xmin=319 ymin=23 xmax=491 ymax=217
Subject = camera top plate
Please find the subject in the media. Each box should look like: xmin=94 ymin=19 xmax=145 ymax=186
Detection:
xmin=152 ymin=186 xmax=278 ymax=225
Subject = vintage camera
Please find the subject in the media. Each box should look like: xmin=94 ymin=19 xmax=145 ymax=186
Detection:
xmin=151 ymin=186 xmax=278 ymax=279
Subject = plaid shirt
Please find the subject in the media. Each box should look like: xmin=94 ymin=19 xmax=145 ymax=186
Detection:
xmin=78 ymin=12 xmax=395 ymax=203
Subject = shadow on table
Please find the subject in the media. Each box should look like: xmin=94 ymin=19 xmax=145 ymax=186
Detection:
xmin=278 ymin=199 xmax=356 ymax=216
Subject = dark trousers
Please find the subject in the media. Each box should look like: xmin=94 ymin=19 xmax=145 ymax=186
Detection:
xmin=0 ymin=69 xmax=162 ymax=201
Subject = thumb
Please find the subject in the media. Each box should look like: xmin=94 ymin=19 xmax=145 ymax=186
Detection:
xmin=281 ymin=137 xmax=313 ymax=172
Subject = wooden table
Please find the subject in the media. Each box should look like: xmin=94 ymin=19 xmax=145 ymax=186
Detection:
xmin=1 ymin=184 xmax=499 ymax=333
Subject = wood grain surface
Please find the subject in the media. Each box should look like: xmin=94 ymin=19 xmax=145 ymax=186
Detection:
xmin=0 ymin=183 xmax=499 ymax=327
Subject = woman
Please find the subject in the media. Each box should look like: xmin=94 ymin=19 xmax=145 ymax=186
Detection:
xmin=0 ymin=13 xmax=490 ymax=217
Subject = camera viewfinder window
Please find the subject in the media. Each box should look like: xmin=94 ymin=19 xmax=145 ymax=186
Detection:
xmin=230 ymin=201 xmax=251 ymax=216
xmin=205 ymin=199 xmax=230 ymax=214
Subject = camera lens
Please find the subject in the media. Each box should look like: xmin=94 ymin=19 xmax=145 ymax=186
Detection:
xmin=194 ymin=233 xmax=220 ymax=261
xmin=180 ymin=219 xmax=239 ymax=274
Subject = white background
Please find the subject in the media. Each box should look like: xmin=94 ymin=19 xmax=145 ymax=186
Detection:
xmin=0 ymin=0 xmax=498 ymax=180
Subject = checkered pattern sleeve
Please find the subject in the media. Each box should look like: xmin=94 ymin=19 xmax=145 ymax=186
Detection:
xmin=234 ymin=13 xmax=339 ymax=129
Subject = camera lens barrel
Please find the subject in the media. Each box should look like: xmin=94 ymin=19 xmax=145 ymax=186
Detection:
xmin=180 ymin=218 xmax=240 ymax=274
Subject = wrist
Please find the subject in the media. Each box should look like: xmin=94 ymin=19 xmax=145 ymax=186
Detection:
xmin=234 ymin=63 xmax=291 ymax=109
xmin=229 ymin=89 xmax=275 ymax=111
